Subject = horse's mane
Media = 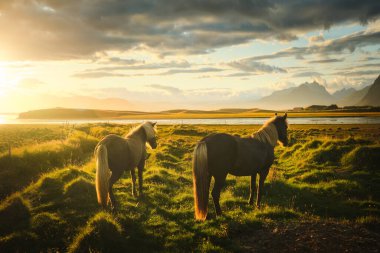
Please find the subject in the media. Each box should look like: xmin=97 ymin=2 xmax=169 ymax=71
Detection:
xmin=252 ymin=116 xmax=279 ymax=147
xmin=126 ymin=121 xmax=157 ymax=140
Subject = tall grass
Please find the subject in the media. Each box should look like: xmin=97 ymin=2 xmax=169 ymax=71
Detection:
xmin=0 ymin=131 xmax=98 ymax=199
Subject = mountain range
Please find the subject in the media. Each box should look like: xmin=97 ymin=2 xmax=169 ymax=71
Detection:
xmin=255 ymin=75 xmax=380 ymax=109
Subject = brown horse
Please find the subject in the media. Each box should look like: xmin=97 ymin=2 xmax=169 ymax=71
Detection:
xmin=193 ymin=113 xmax=288 ymax=220
xmin=94 ymin=121 xmax=157 ymax=209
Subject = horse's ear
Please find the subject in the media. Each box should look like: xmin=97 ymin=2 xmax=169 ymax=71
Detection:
xmin=284 ymin=112 xmax=287 ymax=119
xmin=151 ymin=122 xmax=157 ymax=127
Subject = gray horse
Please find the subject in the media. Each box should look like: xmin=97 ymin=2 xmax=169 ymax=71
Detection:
xmin=95 ymin=121 xmax=157 ymax=209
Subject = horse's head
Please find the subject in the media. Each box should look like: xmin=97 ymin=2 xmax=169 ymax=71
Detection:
xmin=273 ymin=112 xmax=288 ymax=146
xmin=142 ymin=121 xmax=158 ymax=149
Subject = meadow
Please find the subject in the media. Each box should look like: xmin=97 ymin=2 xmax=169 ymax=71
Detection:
xmin=0 ymin=123 xmax=379 ymax=252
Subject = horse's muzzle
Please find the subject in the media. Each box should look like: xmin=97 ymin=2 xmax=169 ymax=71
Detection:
xmin=149 ymin=139 xmax=157 ymax=149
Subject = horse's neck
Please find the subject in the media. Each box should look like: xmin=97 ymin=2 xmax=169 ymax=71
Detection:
xmin=127 ymin=128 xmax=147 ymax=143
xmin=252 ymin=123 xmax=278 ymax=147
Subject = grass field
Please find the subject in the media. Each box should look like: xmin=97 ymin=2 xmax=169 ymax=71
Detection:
xmin=0 ymin=123 xmax=379 ymax=252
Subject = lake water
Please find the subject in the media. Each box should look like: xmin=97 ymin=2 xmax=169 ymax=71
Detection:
xmin=1 ymin=114 xmax=380 ymax=125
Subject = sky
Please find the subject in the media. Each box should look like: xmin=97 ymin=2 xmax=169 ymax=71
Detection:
xmin=0 ymin=0 xmax=380 ymax=113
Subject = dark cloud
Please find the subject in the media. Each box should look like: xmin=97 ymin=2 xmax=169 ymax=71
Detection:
xmin=228 ymin=60 xmax=287 ymax=74
xmin=1 ymin=0 xmax=379 ymax=60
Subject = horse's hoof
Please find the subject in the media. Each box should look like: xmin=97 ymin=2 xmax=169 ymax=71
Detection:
xmin=205 ymin=214 xmax=213 ymax=220
xmin=110 ymin=204 xmax=118 ymax=212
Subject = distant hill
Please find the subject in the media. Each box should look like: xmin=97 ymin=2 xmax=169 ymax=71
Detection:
xmin=255 ymin=75 xmax=380 ymax=109
xmin=18 ymin=106 xmax=380 ymax=120
xmin=332 ymin=88 xmax=356 ymax=100
xmin=357 ymin=75 xmax=380 ymax=106
xmin=257 ymin=81 xmax=335 ymax=109
xmin=18 ymin=108 xmax=155 ymax=119
xmin=18 ymin=107 xmax=277 ymax=119
xmin=336 ymin=86 xmax=370 ymax=106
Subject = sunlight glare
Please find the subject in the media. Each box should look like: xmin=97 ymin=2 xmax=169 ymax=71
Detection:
xmin=0 ymin=65 xmax=13 ymax=97
xmin=0 ymin=66 xmax=6 ymax=96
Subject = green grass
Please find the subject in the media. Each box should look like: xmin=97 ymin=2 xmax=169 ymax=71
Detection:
xmin=0 ymin=123 xmax=379 ymax=252
xmin=0 ymin=131 xmax=98 ymax=199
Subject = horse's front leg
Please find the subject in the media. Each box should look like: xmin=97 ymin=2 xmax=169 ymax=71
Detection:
xmin=248 ymin=173 xmax=257 ymax=206
xmin=137 ymin=159 xmax=145 ymax=197
xmin=130 ymin=168 xmax=138 ymax=197
xmin=256 ymin=169 xmax=269 ymax=208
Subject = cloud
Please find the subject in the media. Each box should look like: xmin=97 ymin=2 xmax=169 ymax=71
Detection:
xmin=326 ymin=76 xmax=366 ymax=91
xmin=18 ymin=78 xmax=45 ymax=88
xmin=105 ymin=57 xmax=144 ymax=65
xmin=338 ymin=62 xmax=380 ymax=70
xmin=246 ymin=29 xmax=380 ymax=61
xmin=334 ymin=70 xmax=380 ymax=76
xmin=228 ymin=60 xmax=287 ymax=74
xmin=359 ymin=56 xmax=380 ymax=61
xmin=224 ymin=72 xmax=253 ymax=77
xmin=309 ymin=35 xmax=325 ymax=43
xmin=72 ymin=63 xmax=218 ymax=78
xmin=158 ymin=67 xmax=224 ymax=75
xmin=292 ymin=71 xmax=322 ymax=77
xmin=308 ymin=58 xmax=344 ymax=64
xmin=72 ymin=60 xmax=193 ymax=78
xmin=146 ymin=84 xmax=183 ymax=95
xmin=72 ymin=72 xmax=130 ymax=79
xmin=94 ymin=60 xmax=191 ymax=71
xmin=1 ymin=0 xmax=379 ymax=60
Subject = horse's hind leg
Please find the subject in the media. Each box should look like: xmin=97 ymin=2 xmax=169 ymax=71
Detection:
xmin=248 ymin=173 xmax=257 ymax=206
xmin=211 ymin=175 xmax=226 ymax=216
xmin=256 ymin=169 xmax=269 ymax=208
xmin=130 ymin=168 xmax=138 ymax=197
xmin=108 ymin=170 xmax=123 ymax=210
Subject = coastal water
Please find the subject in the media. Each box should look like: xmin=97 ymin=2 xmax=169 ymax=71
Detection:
xmin=1 ymin=114 xmax=380 ymax=125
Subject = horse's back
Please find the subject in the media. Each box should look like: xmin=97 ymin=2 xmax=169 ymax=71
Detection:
xmin=201 ymin=133 xmax=237 ymax=177
xmin=232 ymin=138 xmax=274 ymax=176
xmin=201 ymin=133 xmax=274 ymax=177
xmin=97 ymin=134 xmax=130 ymax=172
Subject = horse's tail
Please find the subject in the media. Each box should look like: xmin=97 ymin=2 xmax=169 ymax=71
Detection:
xmin=192 ymin=141 xmax=210 ymax=221
xmin=95 ymin=144 xmax=110 ymax=207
